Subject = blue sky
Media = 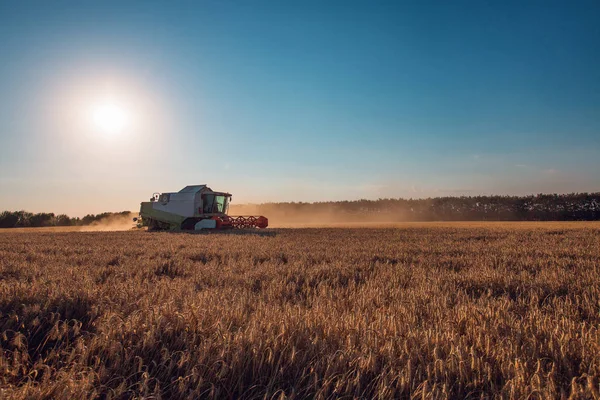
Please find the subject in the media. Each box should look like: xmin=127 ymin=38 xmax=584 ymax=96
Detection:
xmin=1 ymin=0 xmax=599 ymax=215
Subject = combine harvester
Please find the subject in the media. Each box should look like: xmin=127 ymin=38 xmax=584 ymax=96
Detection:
xmin=134 ymin=185 xmax=268 ymax=231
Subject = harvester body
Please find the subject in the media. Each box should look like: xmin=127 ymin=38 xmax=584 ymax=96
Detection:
xmin=136 ymin=185 xmax=268 ymax=230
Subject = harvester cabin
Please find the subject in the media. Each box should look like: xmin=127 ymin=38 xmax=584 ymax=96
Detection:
xmin=150 ymin=185 xmax=230 ymax=217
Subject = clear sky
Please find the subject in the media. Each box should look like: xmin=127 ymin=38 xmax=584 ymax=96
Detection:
xmin=1 ymin=0 xmax=599 ymax=215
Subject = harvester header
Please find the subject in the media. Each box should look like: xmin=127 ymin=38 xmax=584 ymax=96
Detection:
xmin=135 ymin=185 xmax=268 ymax=231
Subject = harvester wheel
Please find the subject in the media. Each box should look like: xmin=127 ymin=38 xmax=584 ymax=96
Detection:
xmin=146 ymin=218 xmax=172 ymax=231
xmin=147 ymin=219 xmax=158 ymax=231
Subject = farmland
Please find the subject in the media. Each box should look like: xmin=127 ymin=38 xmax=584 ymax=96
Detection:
xmin=1 ymin=224 xmax=599 ymax=399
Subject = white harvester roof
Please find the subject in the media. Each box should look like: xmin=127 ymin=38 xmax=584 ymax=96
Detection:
xmin=159 ymin=185 xmax=211 ymax=204
xmin=178 ymin=185 xmax=208 ymax=193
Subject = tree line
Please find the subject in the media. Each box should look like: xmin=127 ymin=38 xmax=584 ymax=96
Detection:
xmin=0 ymin=211 xmax=131 ymax=228
xmin=2 ymin=193 xmax=599 ymax=228
xmin=232 ymin=193 xmax=600 ymax=222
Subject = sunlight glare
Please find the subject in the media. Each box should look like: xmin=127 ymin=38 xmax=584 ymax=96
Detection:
xmin=91 ymin=102 xmax=130 ymax=135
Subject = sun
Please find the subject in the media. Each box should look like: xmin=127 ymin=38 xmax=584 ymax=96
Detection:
xmin=91 ymin=102 xmax=130 ymax=135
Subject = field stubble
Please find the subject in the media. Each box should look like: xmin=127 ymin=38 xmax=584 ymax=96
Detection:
xmin=0 ymin=223 xmax=599 ymax=399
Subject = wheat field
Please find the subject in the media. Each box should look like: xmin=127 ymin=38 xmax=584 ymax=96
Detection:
xmin=1 ymin=224 xmax=599 ymax=399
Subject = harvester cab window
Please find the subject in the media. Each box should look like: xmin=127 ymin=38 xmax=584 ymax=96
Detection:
xmin=215 ymin=196 xmax=226 ymax=213
xmin=202 ymin=194 xmax=229 ymax=214
xmin=202 ymin=194 xmax=215 ymax=213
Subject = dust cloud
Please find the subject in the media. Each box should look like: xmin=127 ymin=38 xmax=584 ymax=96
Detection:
xmin=229 ymin=204 xmax=410 ymax=228
xmin=81 ymin=208 xmax=404 ymax=231
xmin=79 ymin=212 xmax=138 ymax=232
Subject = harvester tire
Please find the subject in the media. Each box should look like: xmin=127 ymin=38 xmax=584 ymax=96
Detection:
xmin=147 ymin=219 xmax=158 ymax=232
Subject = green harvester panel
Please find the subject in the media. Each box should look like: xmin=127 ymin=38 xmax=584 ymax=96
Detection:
xmin=140 ymin=203 xmax=186 ymax=230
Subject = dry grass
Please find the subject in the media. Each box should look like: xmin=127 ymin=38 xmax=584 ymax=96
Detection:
xmin=1 ymin=224 xmax=599 ymax=399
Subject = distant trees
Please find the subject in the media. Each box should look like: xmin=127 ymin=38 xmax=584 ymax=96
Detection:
xmin=0 ymin=211 xmax=131 ymax=228
xmin=0 ymin=211 xmax=19 ymax=228
xmin=1 ymin=193 xmax=599 ymax=229
xmin=29 ymin=212 xmax=56 ymax=227
xmin=232 ymin=193 xmax=600 ymax=222
xmin=0 ymin=211 xmax=37 ymax=228
xmin=55 ymin=214 xmax=72 ymax=226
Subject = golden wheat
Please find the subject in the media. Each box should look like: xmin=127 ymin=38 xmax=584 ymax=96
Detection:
xmin=0 ymin=224 xmax=599 ymax=399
